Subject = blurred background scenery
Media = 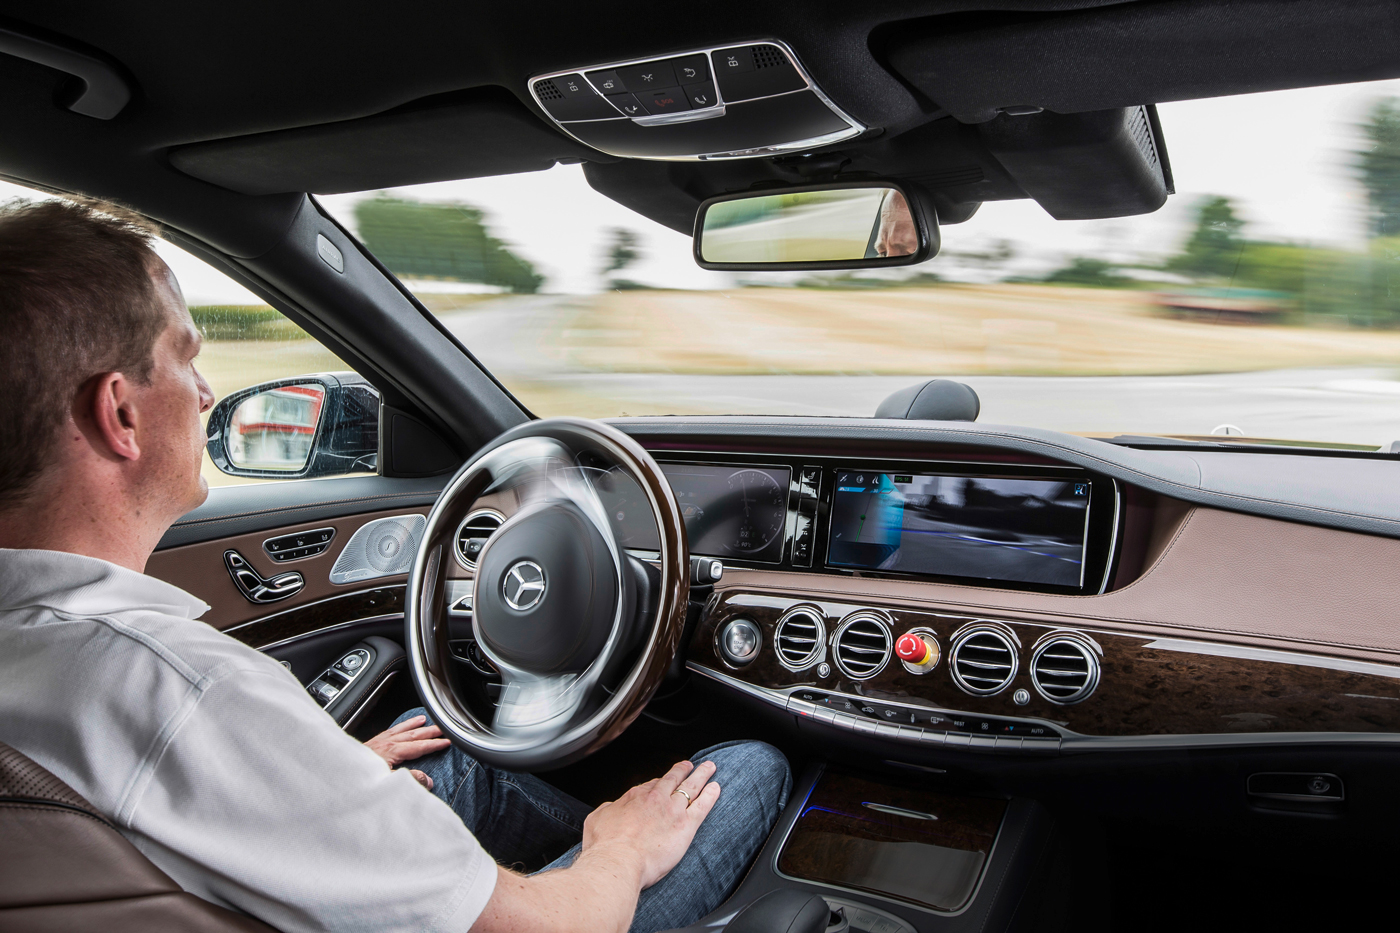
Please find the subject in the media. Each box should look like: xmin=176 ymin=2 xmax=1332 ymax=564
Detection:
xmin=9 ymin=79 xmax=1400 ymax=486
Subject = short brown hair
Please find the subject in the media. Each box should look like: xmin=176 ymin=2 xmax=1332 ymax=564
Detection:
xmin=0 ymin=198 xmax=169 ymax=508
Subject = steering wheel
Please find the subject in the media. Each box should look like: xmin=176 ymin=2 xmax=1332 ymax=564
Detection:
xmin=405 ymin=418 xmax=690 ymax=770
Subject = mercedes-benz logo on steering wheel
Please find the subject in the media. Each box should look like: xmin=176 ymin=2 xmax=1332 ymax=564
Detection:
xmin=502 ymin=560 xmax=547 ymax=611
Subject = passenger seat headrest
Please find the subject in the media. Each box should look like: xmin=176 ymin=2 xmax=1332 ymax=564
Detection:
xmin=875 ymin=379 xmax=980 ymax=421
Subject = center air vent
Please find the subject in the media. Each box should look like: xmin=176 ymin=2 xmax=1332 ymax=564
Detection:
xmin=454 ymin=509 xmax=504 ymax=570
xmin=1030 ymin=636 xmax=1101 ymax=705
xmin=775 ymin=607 xmax=826 ymax=671
xmin=832 ymin=612 xmax=892 ymax=680
xmin=950 ymin=625 xmax=1019 ymax=696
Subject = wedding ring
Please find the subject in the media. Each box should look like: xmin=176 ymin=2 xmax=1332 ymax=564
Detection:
xmin=673 ymin=788 xmax=692 ymax=803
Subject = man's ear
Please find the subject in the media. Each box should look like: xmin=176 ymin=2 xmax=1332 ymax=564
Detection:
xmin=86 ymin=372 xmax=142 ymax=462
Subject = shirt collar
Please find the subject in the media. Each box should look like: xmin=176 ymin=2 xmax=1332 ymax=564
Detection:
xmin=0 ymin=549 xmax=210 ymax=619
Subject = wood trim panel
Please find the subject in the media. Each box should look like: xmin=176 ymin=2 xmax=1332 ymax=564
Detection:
xmin=146 ymin=507 xmax=429 ymax=630
xmin=694 ymin=589 xmax=1400 ymax=737
xmin=223 ymin=586 xmax=405 ymax=649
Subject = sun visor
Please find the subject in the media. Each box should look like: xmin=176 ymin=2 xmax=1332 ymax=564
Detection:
xmin=169 ymin=90 xmax=606 ymax=196
xmin=975 ymin=106 xmax=1172 ymax=220
xmin=884 ymin=0 xmax=1400 ymax=125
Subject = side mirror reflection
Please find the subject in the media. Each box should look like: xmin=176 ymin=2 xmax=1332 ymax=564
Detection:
xmin=227 ymin=383 xmax=326 ymax=472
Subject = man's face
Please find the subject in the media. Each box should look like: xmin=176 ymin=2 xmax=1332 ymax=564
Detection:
xmin=137 ymin=260 xmax=214 ymax=517
xmin=874 ymin=191 xmax=919 ymax=258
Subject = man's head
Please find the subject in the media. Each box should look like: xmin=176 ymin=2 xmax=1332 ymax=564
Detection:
xmin=0 ymin=198 xmax=213 ymax=567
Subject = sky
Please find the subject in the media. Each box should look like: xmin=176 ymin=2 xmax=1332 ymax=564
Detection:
xmin=2 ymin=76 xmax=1398 ymax=302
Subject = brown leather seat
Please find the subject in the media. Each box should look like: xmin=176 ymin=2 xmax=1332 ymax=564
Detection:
xmin=0 ymin=741 xmax=279 ymax=932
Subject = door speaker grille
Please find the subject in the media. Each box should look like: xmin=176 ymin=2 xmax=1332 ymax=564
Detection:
xmin=329 ymin=515 xmax=427 ymax=585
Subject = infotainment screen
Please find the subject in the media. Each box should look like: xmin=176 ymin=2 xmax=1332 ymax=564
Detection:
xmin=596 ymin=462 xmax=792 ymax=563
xmin=827 ymin=472 xmax=1091 ymax=587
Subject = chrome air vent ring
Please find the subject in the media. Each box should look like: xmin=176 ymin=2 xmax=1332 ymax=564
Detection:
xmin=774 ymin=606 xmax=827 ymax=671
xmin=453 ymin=508 xmax=505 ymax=571
xmin=950 ymin=623 xmax=1020 ymax=696
xmin=832 ymin=611 xmax=893 ymax=680
xmin=1030 ymin=633 xmax=1101 ymax=705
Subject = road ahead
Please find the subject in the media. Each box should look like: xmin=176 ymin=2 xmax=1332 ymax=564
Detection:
xmin=436 ymin=297 xmax=1400 ymax=448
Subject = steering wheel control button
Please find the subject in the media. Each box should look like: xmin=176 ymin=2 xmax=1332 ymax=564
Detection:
xmin=502 ymin=560 xmax=547 ymax=611
xmin=719 ymin=618 xmax=762 ymax=666
xmin=618 ymin=60 xmax=676 ymax=92
xmin=684 ymin=81 xmax=718 ymax=110
xmin=896 ymin=631 xmax=940 ymax=674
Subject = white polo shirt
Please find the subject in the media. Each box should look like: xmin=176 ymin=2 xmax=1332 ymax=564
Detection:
xmin=0 ymin=548 xmax=497 ymax=932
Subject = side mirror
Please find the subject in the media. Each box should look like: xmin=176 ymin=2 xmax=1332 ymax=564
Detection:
xmin=206 ymin=372 xmax=380 ymax=479
xmin=693 ymin=181 xmax=939 ymax=271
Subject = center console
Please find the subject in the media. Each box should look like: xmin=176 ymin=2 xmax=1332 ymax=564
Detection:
xmin=670 ymin=766 xmax=1055 ymax=933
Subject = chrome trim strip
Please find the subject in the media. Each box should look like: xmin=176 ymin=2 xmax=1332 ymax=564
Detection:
xmin=687 ymin=661 xmax=1400 ymax=753
xmin=527 ymin=39 xmax=864 ymax=161
xmin=1098 ymin=478 xmax=1122 ymax=594
xmin=1144 ymin=638 xmax=1400 ymax=680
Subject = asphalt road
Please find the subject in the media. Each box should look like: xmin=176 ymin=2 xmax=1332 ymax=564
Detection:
xmin=437 ymin=297 xmax=1400 ymax=449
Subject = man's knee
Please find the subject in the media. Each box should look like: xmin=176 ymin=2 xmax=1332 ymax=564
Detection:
xmin=697 ymin=740 xmax=792 ymax=813
xmin=392 ymin=706 xmax=430 ymax=728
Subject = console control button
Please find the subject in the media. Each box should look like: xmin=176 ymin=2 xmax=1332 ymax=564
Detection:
xmin=636 ymin=87 xmax=690 ymax=114
xmin=712 ymin=47 xmax=754 ymax=74
xmin=608 ymin=93 xmax=645 ymax=117
xmin=618 ymin=61 xmax=676 ymax=91
xmin=587 ymin=70 xmax=624 ymax=94
xmin=534 ymin=76 xmax=619 ymax=122
xmin=684 ymin=81 xmax=718 ymax=109
xmin=670 ymin=53 xmax=710 ymax=85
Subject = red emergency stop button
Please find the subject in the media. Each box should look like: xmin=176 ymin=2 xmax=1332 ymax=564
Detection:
xmin=896 ymin=633 xmax=929 ymax=664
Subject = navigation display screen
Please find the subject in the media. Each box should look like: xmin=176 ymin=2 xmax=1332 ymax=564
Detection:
xmin=827 ymin=472 xmax=1091 ymax=587
xmin=596 ymin=463 xmax=792 ymax=563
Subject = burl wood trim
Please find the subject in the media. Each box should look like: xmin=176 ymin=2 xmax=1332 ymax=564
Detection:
xmin=778 ymin=771 xmax=1005 ymax=911
xmin=146 ymin=507 xmax=429 ymax=630
xmin=713 ymin=504 xmax=1400 ymax=664
xmin=224 ymin=586 xmax=405 ymax=649
xmin=695 ymin=590 xmax=1400 ymax=736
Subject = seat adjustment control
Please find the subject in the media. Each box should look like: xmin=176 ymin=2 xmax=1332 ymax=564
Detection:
xmin=223 ymin=550 xmax=304 ymax=604
xmin=264 ymin=527 xmax=335 ymax=562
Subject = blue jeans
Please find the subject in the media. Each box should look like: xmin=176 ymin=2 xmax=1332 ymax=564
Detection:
xmin=393 ymin=708 xmax=791 ymax=933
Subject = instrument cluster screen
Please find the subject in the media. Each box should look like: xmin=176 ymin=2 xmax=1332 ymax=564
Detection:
xmin=827 ymin=472 xmax=1091 ymax=587
xmin=597 ymin=463 xmax=791 ymax=563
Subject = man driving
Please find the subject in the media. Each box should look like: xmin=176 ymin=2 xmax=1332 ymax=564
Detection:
xmin=0 ymin=198 xmax=791 ymax=933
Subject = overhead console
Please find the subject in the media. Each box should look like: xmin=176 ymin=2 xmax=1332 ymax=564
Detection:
xmin=528 ymin=41 xmax=864 ymax=160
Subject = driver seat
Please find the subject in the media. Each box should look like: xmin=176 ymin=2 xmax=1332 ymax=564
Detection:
xmin=0 ymin=740 xmax=278 ymax=932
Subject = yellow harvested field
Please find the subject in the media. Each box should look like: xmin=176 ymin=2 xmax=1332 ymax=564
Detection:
xmin=560 ymin=284 xmax=1400 ymax=376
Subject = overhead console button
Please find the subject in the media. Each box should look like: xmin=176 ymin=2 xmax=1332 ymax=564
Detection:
xmin=618 ymin=60 xmax=677 ymax=92
xmin=685 ymin=81 xmax=718 ymax=109
xmin=637 ymin=86 xmax=691 ymax=115
xmin=609 ymin=93 xmax=645 ymax=117
xmin=670 ymin=53 xmax=711 ymax=85
xmin=714 ymin=44 xmax=807 ymax=102
xmin=587 ymin=70 xmax=625 ymax=94
xmin=712 ymin=47 xmax=755 ymax=75
xmin=532 ymin=75 xmax=620 ymax=122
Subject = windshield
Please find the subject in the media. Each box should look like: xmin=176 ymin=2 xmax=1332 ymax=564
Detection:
xmin=313 ymin=78 xmax=1400 ymax=449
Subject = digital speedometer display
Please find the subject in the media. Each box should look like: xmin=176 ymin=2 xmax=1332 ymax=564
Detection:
xmin=597 ymin=462 xmax=792 ymax=563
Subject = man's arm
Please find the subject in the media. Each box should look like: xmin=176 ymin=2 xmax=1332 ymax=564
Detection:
xmin=471 ymin=759 xmax=721 ymax=933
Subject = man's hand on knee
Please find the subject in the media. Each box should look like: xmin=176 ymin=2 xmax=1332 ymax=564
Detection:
xmin=363 ymin=715 xmax=451 ymax=789
xmin=471 ymin=759 xmax=721 ymax=933
xmin=584 ymin=759 xmax=721 ymax=889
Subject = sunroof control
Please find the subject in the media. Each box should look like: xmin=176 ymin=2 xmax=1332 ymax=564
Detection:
xmin=528 ymin=40 xmax=863 ymax=161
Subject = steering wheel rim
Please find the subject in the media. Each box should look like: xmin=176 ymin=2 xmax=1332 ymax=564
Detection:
xmin=405 ymin=417 xmax=690 ymax=770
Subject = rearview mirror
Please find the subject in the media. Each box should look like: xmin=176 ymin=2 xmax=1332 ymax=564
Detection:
xmin=693 ymin=182 xmax=938 ymax=270
xmin=206 ymin=372 xmax=380 ymax=479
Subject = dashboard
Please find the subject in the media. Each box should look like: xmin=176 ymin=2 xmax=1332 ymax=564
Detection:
xmin=433 ymin=425 xmax=1400 ymax=763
